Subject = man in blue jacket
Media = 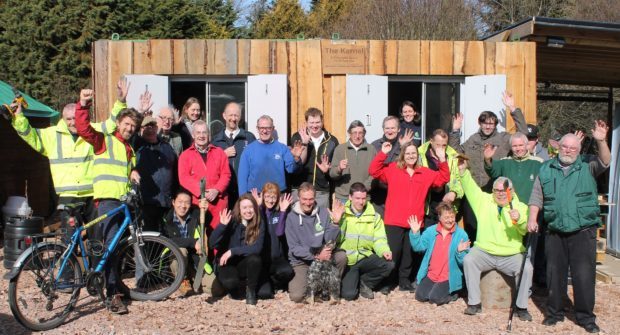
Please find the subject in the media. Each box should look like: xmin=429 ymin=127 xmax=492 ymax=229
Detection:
xmin=237 ymin=115 xmax=302 ymax=195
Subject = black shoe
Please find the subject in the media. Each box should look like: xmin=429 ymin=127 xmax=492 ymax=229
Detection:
xmin=359 ymin=281 xmax=374 ymax=300
xmin=379 ymin=285 xmax=391 ymax=296
xmin=398 ymin=281 xmax=415 ymax=292
xmin=515 ymin=308 xmax=532 ymax=321
xmin=542 ymin=316 xmax=563 ymax=326
xmin=464 ymin=304 xmax=482 ymax=315
xmin=246 ymin=290 xmax=257 ymax=305
xmin=582 ymin=323 xmax=600 ymax=333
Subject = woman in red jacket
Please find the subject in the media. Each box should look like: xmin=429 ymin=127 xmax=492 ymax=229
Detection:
xmin=178 ymin=120 xmax=231 ymax=231
xmin=369 ymin=141 xmax=449 ymax=293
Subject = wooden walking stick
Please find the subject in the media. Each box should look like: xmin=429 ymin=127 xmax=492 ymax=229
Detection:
xmin=193 ymin=178 xmax=209 ymax=292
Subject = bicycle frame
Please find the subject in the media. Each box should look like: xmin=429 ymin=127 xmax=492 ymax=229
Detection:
xmin=53 ymin=202 xmax=144 ymax=288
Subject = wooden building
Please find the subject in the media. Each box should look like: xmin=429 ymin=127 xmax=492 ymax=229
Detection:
xmin=92 ymin=39 xmax=537 ymax=143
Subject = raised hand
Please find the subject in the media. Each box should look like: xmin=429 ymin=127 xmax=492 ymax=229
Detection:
xmin=483 ymin=143 xmax=497 ymax=160
xmin=399 ymin=128 xmax=414 ymax=146
xmin=298 ymin=122 xmax=310 ymax=144
xmin=408 ymin=215 xmax=421 ymax=234
xmin=502 ymin=91 xmax=515 ymax=111
xmin=138 ymin=90 xmax=153 ymax=114
xmin=219 ymin=208 xmax=232 ymax=225
xmin=80 ymin=89 xmax=94 ymax=106
xmin=251 ymin=188 xmax=263 ymax=207
xmin=457 ymin=239 xmax=471 ymax=252
xmin=316 ymin=154 xmax=331 ymax=173
xmin=328 ymin=199 xmax=345 ymax=224
xmin=452 ymin=113 xmax=463 ymax=132
xmin=291 ymin=140 xmax=304 ymax=160
xmin=279 ymin=193 xmax=292 ymax=211
xmin=591 ymin=120 xmax=609 ymax=142
xmin=117 ymin=76 xmax=130 ymax=103
xmin=442 ymin=191 xmax=456 ymax=204
xmin=381 ymin=141 xmax=392 ymax=154
xmin=574 ymin=130 xmax=585 ymax=143
xmin=457 ymin=155 xmax=469 ymax=174
xmin=433 ymin=145 xmax=446 ymax=163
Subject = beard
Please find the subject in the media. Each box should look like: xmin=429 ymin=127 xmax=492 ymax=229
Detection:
xmin=558 ymin=153 xmax=577 ymax=165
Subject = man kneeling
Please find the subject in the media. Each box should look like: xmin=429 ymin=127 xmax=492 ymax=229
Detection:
xmin=161 ymin=189 xmax=210 ymax=295
xmin=459 ymin=160 xmax=533 ymax=320
xmin=332 ymin=183 xmax=393 ymax=300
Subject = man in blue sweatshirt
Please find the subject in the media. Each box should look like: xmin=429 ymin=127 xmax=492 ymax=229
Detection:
xmin=237 ymin=115 xmax=303 ymax=195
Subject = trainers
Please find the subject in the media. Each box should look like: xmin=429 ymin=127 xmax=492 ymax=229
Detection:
xmin=464 ymin=304 xmax=482 ymax=315
xmin=178 ymin=279 xmax=193 ymax=297
xmin=582 ymin=323 xmax=600 ymax=333
xmin=359 ymin=281 xmax=374 ymax=300
xmin=515 ymin=308 xmax=532 ymax=321
xmin=107 ymin=294 xmax=128 ymax=314
xmin=542 ymin=316 xmax=563 ymax=326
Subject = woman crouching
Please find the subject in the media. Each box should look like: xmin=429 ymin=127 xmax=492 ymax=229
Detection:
xmin=210 ymin=194 xmax=265 ymax=305
xmin=409 ymin=202 xmax=470 ymax=305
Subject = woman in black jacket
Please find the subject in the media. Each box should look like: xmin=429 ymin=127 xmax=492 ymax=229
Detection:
xmin=210 ymin=194 xmax=265 ymax=304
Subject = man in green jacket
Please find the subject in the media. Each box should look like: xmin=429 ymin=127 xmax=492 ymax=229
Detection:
xmin=458 ymin=160 xmax=533 ymax=321
xmin=527 ymin=121 xmax=610 ymax=334
xmin=331 ymin=183 xmax=393 ymax=300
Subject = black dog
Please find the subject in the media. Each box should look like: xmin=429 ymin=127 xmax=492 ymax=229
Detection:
xmin=306 ymin=241 xmax=340 ymax=304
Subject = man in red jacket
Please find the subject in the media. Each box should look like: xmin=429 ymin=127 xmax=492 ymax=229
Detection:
xmin=178 ymin=120 xmax=231 ymax=231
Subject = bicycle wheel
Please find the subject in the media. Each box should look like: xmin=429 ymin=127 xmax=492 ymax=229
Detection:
xmin=117 ymin=235 xmax=185 ymax=301
xmin=8 ymin=243 xmax=82 ymax=331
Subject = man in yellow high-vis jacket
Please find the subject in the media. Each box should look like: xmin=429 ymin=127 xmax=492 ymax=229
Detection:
xmin=10 ymin=79 xmax=130 ymax=237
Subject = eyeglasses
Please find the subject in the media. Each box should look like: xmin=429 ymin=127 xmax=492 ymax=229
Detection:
xmin=159 ymin=117 xmax=174 ymax=122
xmin=560 ymin=144 xmax=579 ymax=152
xmin=492 ymin=189 xmax=507 ymax=194
xmin=257 ymin=126 xmax=274 ymax=131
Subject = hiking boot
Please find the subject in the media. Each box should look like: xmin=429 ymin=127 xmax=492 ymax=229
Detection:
xmin=178 ymin=279 xmax=193 ymax=297
xmin=107 ymin=294 xmax=128 ymax=314
xmin=464 ymin=304 xmax=482 ymax=315
xmin=516 ymin=308 xmax=532 ymax=321
xmin=359 ymin=281 xmax=374 ymax=300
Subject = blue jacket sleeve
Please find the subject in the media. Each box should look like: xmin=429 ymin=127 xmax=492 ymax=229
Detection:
xmin=230 ymin=221 xmax=265 ymax=256
xmin=237 ymin=148 xmax=250 ymax=195
xmin=410 ymin=228 xmax=431 ymax=253
xmin=283 ymin=144 xmax=301 ymax=174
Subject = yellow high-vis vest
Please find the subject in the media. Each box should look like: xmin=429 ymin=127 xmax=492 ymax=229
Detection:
xmin=11 ymin=101 xmax=125 ymax=198
xmin=92 ymin=134 xmax=135 ymax=200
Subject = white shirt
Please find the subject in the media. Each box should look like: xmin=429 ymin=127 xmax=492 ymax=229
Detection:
xmin=310 ymin=132 xmax=325 ymax=152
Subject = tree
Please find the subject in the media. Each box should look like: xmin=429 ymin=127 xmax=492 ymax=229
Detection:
xmin=251 ymin=0 xmax=309 ymax=39
xmin=0 ymin=0 xmax=240 ymax=110
xmin=306 ymin=0 xmax=353 ymax=38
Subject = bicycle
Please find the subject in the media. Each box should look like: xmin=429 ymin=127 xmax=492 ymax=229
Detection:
xmin=4 ymin=184 xmax=186 ymax=331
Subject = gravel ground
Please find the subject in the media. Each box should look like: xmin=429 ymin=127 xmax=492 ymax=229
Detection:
xmin=1 ymin=246 xmax=619 ymax=335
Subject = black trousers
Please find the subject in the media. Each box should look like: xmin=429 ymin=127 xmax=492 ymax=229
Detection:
xmin=217 ymin=254 xmax=262 ymax=293
xmin=545 ymin=226 xmax=597 ymax=326
xmin=461 ymin=196 xmax=477 ymax=244
xmin=341 ymin=255 xmax=394 ymax=300
xmin=415 ymin=276 xmax=451 ymax=305
xmin=59 ymin=196 xmax=97 ymax=242
xmin=257 ymin=256 xmax=295 ymax=298
xmin=385 ymin=225 xmax=414 ymax=285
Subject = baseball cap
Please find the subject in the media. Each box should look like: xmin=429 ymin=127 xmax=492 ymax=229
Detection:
xmin=141 ymin=116 xmax=157 ymax=127
xmin=526 ymin=124 xmax=539 ymax=139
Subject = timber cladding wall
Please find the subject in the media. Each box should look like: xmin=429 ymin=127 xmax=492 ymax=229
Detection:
xmin=92 ymin=39 xmax=536 ymax=142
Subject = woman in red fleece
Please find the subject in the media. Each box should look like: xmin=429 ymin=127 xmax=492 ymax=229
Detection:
xmin=369 ymin=141 xmax=449 ymax=292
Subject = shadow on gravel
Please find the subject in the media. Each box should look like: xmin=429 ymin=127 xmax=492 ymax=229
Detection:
xmin=61 ymin=296 xmax=106 ymax=325
xmin=0 ymin=313 xmax=31 ymax=335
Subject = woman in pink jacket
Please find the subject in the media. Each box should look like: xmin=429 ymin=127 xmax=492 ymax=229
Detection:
xmin=369 ymin=141 xmax=449 ymax=293
xmin=178 ymin=120 xmax=231 ymax=231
